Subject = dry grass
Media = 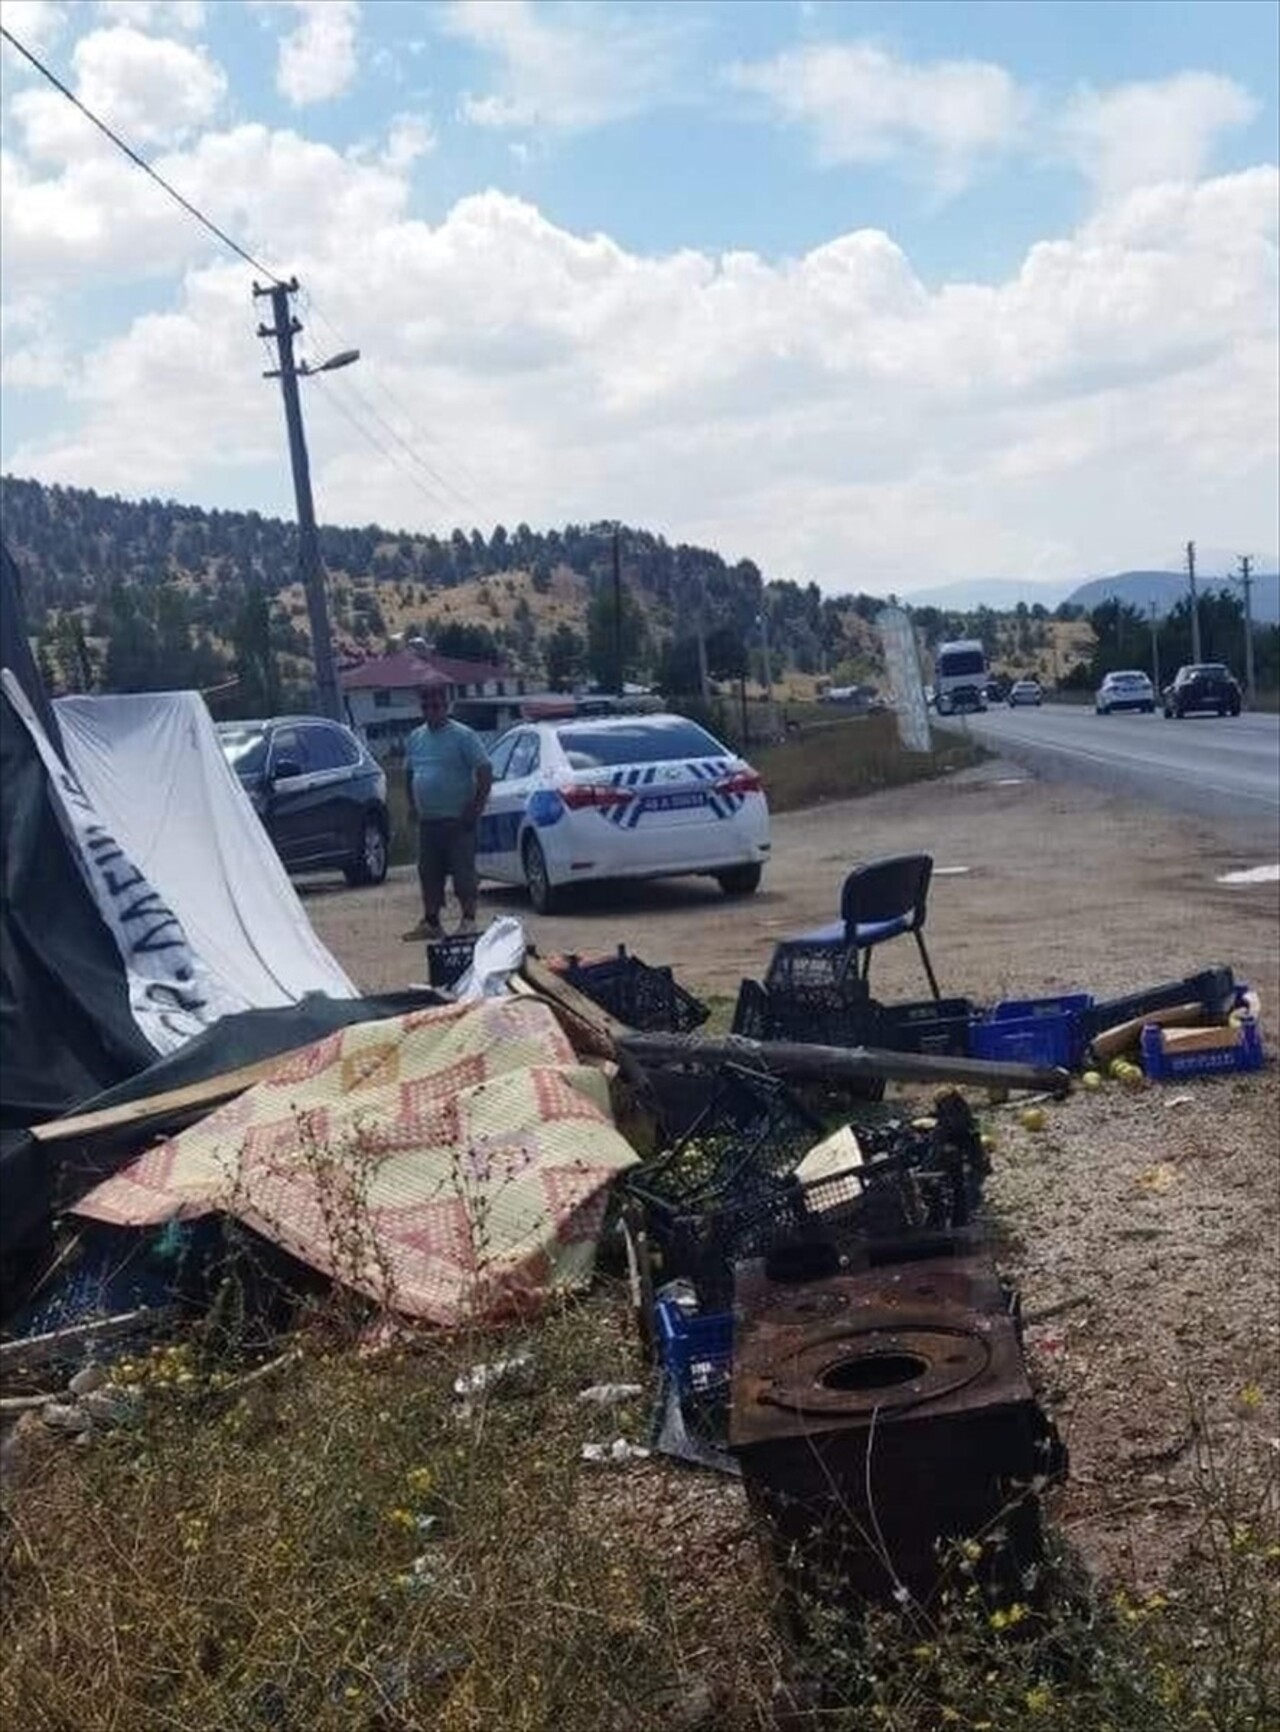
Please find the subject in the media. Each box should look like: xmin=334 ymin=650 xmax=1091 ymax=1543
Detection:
xmin=3 ymin=1269 xmax=1275 ymax=1732
xmin=0 ymin=1281 xmax=776 ymax=1732
xmin=755 ymin=715 xmax=984 ymax=814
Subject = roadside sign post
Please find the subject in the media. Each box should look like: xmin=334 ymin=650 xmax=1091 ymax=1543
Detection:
xmin=877 ymin=607 xmax=932 ymax=753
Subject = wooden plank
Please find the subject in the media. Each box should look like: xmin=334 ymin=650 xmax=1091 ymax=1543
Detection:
xmin=618 ymin=1029 xmax=1069 ymax=1095
xmin=518 ymin=956 xmax=628 ymax=1057
xmin=1161 ymin=1025 xmax=1241 ymax=1054
xmin=1091 ymin=1002 xmax=1205 ymax=1063
xmin=28 ymin=1042 xmax=323 ymax=1147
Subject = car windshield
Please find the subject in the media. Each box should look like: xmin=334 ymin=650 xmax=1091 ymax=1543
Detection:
xmin=218 ymin=725 xmax=269 ymax=774
xmin=936 ymin=648 xmax=985 ymax=677
xmin=1110 ymin=673 xmax=1148 ymax=684
xmin=1185 ymin=665 xmax=1228 ymax=677
xmin=556 ymin=719 xmax=725 ymax=768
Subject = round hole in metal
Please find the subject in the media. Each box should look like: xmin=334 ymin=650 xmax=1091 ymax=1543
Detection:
xmin=820 ymin=1351 xmax=929 ymax=1393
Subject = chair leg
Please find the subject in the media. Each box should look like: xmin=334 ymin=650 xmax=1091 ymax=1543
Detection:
xmin=915 ymin=931 xmax=941 ymax=1001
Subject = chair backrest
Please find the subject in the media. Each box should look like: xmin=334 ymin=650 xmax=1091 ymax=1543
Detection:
xmin=840 ymin=853 xmax=934 ymax=936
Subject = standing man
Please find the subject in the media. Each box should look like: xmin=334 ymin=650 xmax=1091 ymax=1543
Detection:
xmin=401 ymin=678 xmax=493 ymax=942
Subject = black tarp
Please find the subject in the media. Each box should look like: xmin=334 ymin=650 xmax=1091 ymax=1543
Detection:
xmin=1 ymin=546 xmax=444 ymax=1271
xmin=1 ymin=561 xmax=157 ymax=1134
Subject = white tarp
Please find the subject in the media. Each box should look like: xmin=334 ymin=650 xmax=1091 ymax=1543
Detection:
xmin=4 ymin=670 xmax=246 ymax=1053
xmin=877 ymin=606 xmax=932 ymax=754
xmin=54 ymin=691 xmax=356 ymax=1018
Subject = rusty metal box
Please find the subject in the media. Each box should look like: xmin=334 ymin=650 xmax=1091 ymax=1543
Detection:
xmin=729 ymin=1247 xmax=1061 ymax=1621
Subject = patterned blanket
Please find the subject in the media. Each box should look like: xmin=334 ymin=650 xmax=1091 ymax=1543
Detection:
xmin=75 ymin=996 xmax=637 ymax=1324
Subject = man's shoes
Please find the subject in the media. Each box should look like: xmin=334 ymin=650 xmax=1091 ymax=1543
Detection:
xmin=455 ymin=917 xmax=480 ymax=938
xmin=402 ymin=918 xmax=443 ymax=943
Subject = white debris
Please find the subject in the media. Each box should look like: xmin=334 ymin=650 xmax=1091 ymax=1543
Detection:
xmin=577 ymin=1383 xmax=645 ymax=1407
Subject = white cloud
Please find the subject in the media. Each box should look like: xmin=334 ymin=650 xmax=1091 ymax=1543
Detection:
xmin=273 ymin=0 xmax=359 ymax=107
xmin=383 ymin=113 xmax=435 ymax=172
xmin=4 ymin=120 xmax=1275 ymax=591
xmin=0 ymin=0 xmax=67 ymax=56
xmin=727 ymin=39 xmax=1027 ymax=191
xmin=1061 ymin=72 xmax=1259 ymax=204
xmin=9 ymin=25 xmax=225 ymax=158
xmin=95 ymin=1 xmax=205 ymax=29
xmin=441 ymin=0 xmax=689 ymax=132
xmin=0 ymin=122 xmax=413 ymax=289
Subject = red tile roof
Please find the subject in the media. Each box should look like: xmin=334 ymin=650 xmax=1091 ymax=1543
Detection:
xmin=339 ymin=647 xmax=509 ymax=690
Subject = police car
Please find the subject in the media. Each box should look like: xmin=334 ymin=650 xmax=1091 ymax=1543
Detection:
xmin=475 ymin=713 xmax=770 ymax=912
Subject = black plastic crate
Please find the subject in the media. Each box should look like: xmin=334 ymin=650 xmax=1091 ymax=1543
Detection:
xmin=877 ymin=997 xmax=973 ymax=1057
xmin=731 ymin=977 xmax=880 ymax=1048
xmin=1080 ymin=967 xmax=1236 ymax=1042
xmin=427 ymin=935 xmax=478 ymax=991
xmin=731 ymin=978 xmax=770 ymax=1041
xmin=562 ymin=946 xmax=709 ymax=1034
xmin=765 ymin=939 xmax=860 ymax=995
xmin=628 ymin=1064 xmax=823 ymax=1212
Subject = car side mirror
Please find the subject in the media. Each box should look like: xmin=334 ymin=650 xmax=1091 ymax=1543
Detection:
xmin=272 ymin=758 xmax=303 ymax=782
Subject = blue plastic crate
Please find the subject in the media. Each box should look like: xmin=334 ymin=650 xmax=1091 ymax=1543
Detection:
xmin=971 ymin=993 xmax=1093 ymax=1070
xmin=654 ymin=1299 xmax=732 ymax=1400
xmin=1140 ymin=1015 xmax=1265 ymax=1080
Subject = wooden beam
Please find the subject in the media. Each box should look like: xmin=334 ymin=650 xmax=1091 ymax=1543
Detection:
xmin=29 ymin=1042 xmax=324 ymax=1148
xmin=517 ymin=956 xmax=628 ymax=1057
xmin=1090 ymin=1003 xmax=1204 ymax=1063
xmin=617 ymin=1029 xmax=1069 ymax=1096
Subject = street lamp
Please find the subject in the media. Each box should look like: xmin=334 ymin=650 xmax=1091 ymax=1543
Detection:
xmin=297 ymin=349 xmax=361 ymax=376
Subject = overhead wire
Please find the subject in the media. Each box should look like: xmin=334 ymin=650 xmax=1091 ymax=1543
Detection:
xmin=0 ymin=24 xmax=283 ymax=284
xmin=301 ymin=292 xmax=487 ymax=517
xmin=3 ymin=21 xmax=492 ymax=532
xmin=307 ymin=376 xmax=460 ymax=521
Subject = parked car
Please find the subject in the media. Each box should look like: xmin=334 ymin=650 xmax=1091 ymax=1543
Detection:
xmin=1162 ymin=664 xmax=1242 ymax=719
xmin=1095 ymin=670 xmax=1156 ymax=715
xmin=217 ymin=716 xmax=389 ymax=884
xmin=1007 ymin=679 xmax=1043 ymax=707
xmin=475 ymin=712 xmax=770 ymax=913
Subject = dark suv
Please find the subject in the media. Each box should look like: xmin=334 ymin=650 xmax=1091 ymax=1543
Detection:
xmin=1162 ymin=664 xmax=1242 ymax=719
xmin=217 ymin=716 xmax=389 ymax=884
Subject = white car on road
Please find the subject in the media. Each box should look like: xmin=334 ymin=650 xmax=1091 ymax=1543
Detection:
xmin=1095 ymin=670 xmax=1156 ymax=715
xmin=475 ymin=713 xmax=770 ymax=912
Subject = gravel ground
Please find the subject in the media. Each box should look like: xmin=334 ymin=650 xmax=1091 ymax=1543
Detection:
xmin=308 ymin=760 xmax=1280 ymax=1587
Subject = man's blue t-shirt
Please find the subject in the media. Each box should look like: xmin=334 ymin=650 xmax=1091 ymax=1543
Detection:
xmin=405 ymin=719 xmax=488 ymax=820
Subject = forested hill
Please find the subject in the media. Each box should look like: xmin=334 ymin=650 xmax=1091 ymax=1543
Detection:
xmin=0 ymin=472 xmax=888 ymax=704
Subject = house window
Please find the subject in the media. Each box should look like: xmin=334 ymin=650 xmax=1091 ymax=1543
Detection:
xmin=496 ymin=680 xmax=506 ymax=696
xmin=373 ymin=690 xmax=391 ymax=708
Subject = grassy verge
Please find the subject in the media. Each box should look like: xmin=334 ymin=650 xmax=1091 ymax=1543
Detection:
xmin=754 ymin=714 xmax=984 ymax=814
xmin=3 ymin=1277 xmax=1275 ymax=1732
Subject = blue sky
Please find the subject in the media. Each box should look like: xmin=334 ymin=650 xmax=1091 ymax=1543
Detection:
xmin=1 ymin=0 xmax=1276 ymax=592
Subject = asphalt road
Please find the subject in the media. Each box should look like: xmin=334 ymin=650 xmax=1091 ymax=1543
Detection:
xmin=957 ymin=702 xmax=1280 ymax=834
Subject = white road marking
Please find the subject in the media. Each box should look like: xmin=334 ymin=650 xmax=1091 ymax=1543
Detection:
xmin=1216 ymin=864 xmax=1280 ymax=885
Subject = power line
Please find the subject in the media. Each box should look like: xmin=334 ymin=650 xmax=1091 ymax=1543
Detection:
xmin=302 ymin=292 xmax=486 ymax=514
xmin=308 ymin=375 xmax=459 ymax=520
xmin=0 ymin=24 xmax=283 ymax=284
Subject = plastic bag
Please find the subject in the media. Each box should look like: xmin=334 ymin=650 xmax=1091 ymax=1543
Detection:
xmin=453 ymin=917 xmax=527 ymax=1001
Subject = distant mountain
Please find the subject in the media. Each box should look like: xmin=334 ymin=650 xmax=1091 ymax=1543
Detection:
xmin=1065 ymin=569 xmax=1280 ymax=624
xmin=903 ymin=577 xmax=1068 ymax=611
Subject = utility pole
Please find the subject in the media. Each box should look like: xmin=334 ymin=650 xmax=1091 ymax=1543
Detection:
xmin=1186 ymin=539 xmax=1202 ymax=665
xmin=695 ymin=574 xmax=710 ymax=701
xmin=254 ymin=277 xmax=343 ymax=722
xmin=1237 ymin=554 xmax=1255 ymax=707
xmin=1148 ymin=600 xmax=1161 ymax=696
xmin=611 ymin=524 xmax=624 ymax=697
xmin=758 ymin=604 xmax=774 ymax=699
